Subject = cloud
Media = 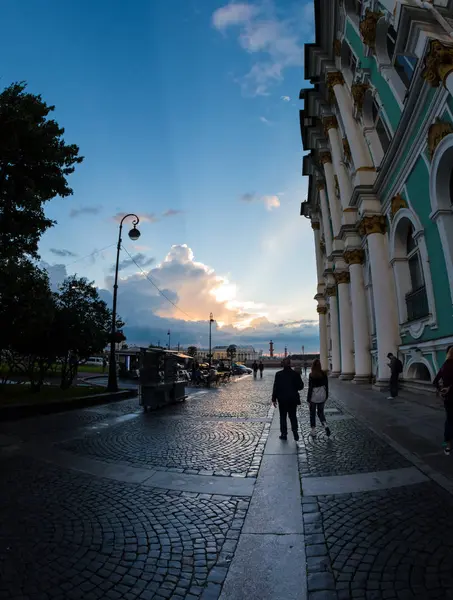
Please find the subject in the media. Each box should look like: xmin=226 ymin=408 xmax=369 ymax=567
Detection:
xmin=213 ymin=1 xmax=307 ymax=96
xmin=259 ymin=116 xmax=271 ymax=125
xmin=112 ymin=253 xmax=155 ymax=273
xmin=113 ymin=212 xmax=159 ymax=224
xmin=70 ymin=206 xmax=102 ymax=218
xmin=162 ymin=209 xmax=184 ymax=217
xmin=240 ymin=192 xmax=280 ymax=210
xmin=49 ymin=248 xmax=77 ymax=258
xmin=281 ymin=95 xmax=290 ymax=102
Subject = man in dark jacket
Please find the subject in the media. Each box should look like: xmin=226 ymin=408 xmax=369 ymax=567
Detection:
xmin=272 ymin=358 xmax=304 ymax=441
xmin=387 ymin=352 xmax=403 ymax=399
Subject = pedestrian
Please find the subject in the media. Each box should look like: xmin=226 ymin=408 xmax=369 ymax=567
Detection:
xmin=102 ymin=356 xmax=107 ymax=373
xmin=307 ymin=358 xmax=330 ymax=438
xmin=304 ymin=362 xmax=308 ymax=376
xmin=387 ymin=352 xmax=403 ymax=399
xmin=258 ymin=360 xmax=264 ymax=378
xmin=433 ymin=345 xmax=453 ymax=455
xmin=272 ymin=357 xmax=304 ymax=441
xmin=252 ymin=360 xmax=258 ymax=378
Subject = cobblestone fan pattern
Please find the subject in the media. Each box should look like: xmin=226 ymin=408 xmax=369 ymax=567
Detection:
xmin=297 ymin=418 xmax=409 ymax=477
xmin=0 ymin=457 xmax=249 ymax=600
xmin=302 ymin=483 xmax=453 ymax=600
xmin=58 ymin=417 xmax=268 ymax=477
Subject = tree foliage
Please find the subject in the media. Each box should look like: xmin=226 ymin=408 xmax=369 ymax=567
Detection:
xmin=226 ymin=344 xmax=237 ymax=363
xmin=187 ymin=346 xmax=198 ymax=358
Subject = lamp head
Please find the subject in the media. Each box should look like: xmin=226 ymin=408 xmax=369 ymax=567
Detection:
xmin=128 ymin=226 xmax=141 ymax=241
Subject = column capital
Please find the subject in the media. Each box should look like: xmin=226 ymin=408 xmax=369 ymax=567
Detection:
xmin=359 ymin=9 xmax=382 ymax=49
xmin=390 ymin=193 xmax=408 ymax=220
xmin=319 ymin=151 xmax=332 ymax=164
xmin=334 ymin=271 xmax=351 ymax=284
xmin=342 ymin=138 xmax=352 ymax=163
xmin=311 ymin=220 xmax=321 ymax=230
xmin=427 ymin=117 xmax=453 ymax=158
xmin=326 ymin=71 xmax=345 ymax=89
xmin=326 ymin=285 xmax=337 ymax=297
xmin=358 ymin=214 xmax=387 ymax=236
xmin=344 ymin=248 xmax=365 ymax=265
xmin=316 ymin=181 xmax=325 ymax=191
xmin=323 ymin=115 xmax=338 ymax=135
xmin=422 ymin=39 xmax=453 ymax=88
xmin=317 ymin=306 xmax=328 ymax=314
xmin=351 ymin=82 xmax=369 ymax=114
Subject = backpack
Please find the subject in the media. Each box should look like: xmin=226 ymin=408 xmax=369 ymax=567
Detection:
xmin=396 ymin=359 xmax=403 ymax=374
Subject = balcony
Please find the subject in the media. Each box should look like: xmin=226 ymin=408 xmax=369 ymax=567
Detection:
xmin=406 ymin=286 xmax=429 ymax=322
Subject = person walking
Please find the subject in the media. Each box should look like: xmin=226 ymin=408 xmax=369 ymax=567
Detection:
xmin=307 ymin=359 xmax=330 ymax=438
xmin=387 ymin=352 xmax=403 ymax=399
xmin=304 ymin=362 xmax=308 ymax=377
xmin=433 ymin=346 xmax=453 ymax=455
xmin=258 ymin=360 xmax=264 ymax=378
xmin=272 ymin=357 xmax=304 ymax=441
xmin=252 ymin=361 xmax=258 ymax=378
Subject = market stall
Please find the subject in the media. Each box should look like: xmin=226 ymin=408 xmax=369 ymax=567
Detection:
xmin=139 ymin=348 xmax=191 ymax=411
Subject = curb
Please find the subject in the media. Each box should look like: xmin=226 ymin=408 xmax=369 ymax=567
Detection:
xmin=0 ymin=389 xmax=137 ymax=422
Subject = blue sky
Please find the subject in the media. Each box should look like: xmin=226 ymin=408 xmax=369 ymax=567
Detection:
xmin=1 ymin=0 xmax=317 ymax=353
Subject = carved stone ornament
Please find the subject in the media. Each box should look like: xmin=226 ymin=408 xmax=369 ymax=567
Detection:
xmin=317 ymin=306 xmax=328 ymax=314
xmin=427 ymin=117 xmax=453 ymax=158
xmin=359 ymin=9 xmax=383 ymax=49
xmin=344 ymin=248 xmax=365 ymax=265
xmin=342 ymin=138 xmax=352 ymax=162
xmin=358 ymin=215 xmax=387 ymax=237
xmin=320 ymin=240 xmax=326 ymax=253
xmin=334 ymin=175 xmax=340 ymax=197
xmin=323 ymin=115 xmax=338 ymax=136
xmin=326 ymin=71 xmax=345 ymax=90
xmin=422 ymin=39 xmax=453 ymax=88
xmin=390 ymin=193 xmax=408 ymax=219
xmin=319 ymin=151 xmax=332 ymax=165
xmin=335 ymin=271 xmax=351 ymax=285
xmin=333 ymin=39 xmax=342 ymax=57
xmin=311 ymin=221 xmax=321 ymax=230
xmin=316 ymin=181 xmax=325 ymax=191
xmin=326 ymin=285 xmax=337 ymax=297
xmin=351 ymin=82 xmax=369 ymax=113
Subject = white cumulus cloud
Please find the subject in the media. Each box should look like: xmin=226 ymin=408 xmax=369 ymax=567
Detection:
xmin=281 ymin=95 xmax=290 ymax=102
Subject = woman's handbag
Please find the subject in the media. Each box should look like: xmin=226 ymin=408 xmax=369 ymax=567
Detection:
xmin=311 ymin=385 xmax=327 ymax=404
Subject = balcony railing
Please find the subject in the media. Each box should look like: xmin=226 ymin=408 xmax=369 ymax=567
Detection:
xmin=406 ymin=286 xmax=429 ymax=322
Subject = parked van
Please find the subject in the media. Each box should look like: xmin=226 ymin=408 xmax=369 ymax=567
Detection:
xmin=85 ymin=357 xmax=104 ymax=366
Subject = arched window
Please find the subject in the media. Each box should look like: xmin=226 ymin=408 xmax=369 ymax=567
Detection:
xmin=386 ymin=25 xmax=397 ymax=61
xmin=345 ymin=0 xmax=363 ymax=21
xmin=341 ymin=41 xmax=358 ymax=87
xmin=407 ymin=226 xmax=424 ymax=293
xmin=371 ymin=97 xmax=391 ymax=154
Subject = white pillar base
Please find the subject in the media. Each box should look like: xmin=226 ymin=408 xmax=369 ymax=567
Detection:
xmin=339 ymin=372 xmax=355 ymax=381
xmin=330 ymin=371 xmax=341 ymax=378
xmin=373 ymin=378 xmax=390 ymax=392
xmin=352 ymin=374 xmax=371 ymax=384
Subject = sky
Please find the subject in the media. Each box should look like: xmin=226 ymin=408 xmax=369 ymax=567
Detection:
xmin=1 ymin=0 xmax=317 ymax=353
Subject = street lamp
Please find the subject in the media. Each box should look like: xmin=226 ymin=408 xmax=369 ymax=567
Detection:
xmin=208 ymin=312 xmax=214 ymax=369
xmin=167 ymin=330 xmax=171 ymax=350
xmin=107 ymin=213 xmax=140 ymax=392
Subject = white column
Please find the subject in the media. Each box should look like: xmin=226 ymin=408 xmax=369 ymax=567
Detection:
xmin=317 ymin=305 xmax=328 ymax=371
xmin=311 ymin=220 xmax=324 ymax=285
xmin=361 ymin=216 xmax=400 ymax=385
xmin=326 ymin=286 xmax=341 ymax=376
xmin=345 ymin=250 xmax=372 ymax=382
xmin=323 ymin=119 xmax=354 ymax=210
xmin=335 ymin=271 xmax=355 ymax=379
xmin=317 ymin=182 xmax=333 ymax=257
xmin=319 ymin=156 xmax=342 ymax=237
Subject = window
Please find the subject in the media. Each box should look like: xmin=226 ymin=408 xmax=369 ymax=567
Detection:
xmin=394 ymin=54 xmax=418 ymax=88
xmin=372 ymin=98 xmax=391 ymax=154
xmin=405 ymin=225 xmax=429 ymax=321
xmin=386 ymin=25 xmax=397 ymax=61
xmin=345 ymin=44 xmax=357 ymax=78
xmin=354 ymin=0 xmax=363 ymax=16
xmin=449 ymin=169 xmax=453 ymax=206
xmin=407 ymin=227 xmax=423 ymax=290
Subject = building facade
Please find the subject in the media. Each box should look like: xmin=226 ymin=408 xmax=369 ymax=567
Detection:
xmin=196 ymin=346 xmax=262 ymax=362
xmin=301 ymin=0 xmax=453 ymax=391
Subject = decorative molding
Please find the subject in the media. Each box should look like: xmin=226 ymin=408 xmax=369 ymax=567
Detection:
xmin=422 ymin=40 xmax=453 ymax=88
xmin=317 ymin=306 xmax=328 ymax=314
xmin=390 ymin=193 xmax=407 ymax=219
xmin=334 ymin=175 xmax=340 ymax=197
xmin=316 ymin=181 xmax=325 ymax=191
xmin=333 ymin=39 xmax=342 ymax=57
xmin=323 ymin=115 xmax=338 ymax=136
xmin=311 ymin=221 xmax=321 ymax=230
xmin=344 ymin=248 xmax=365 ymax=265
xmin=356 ymin=166 xmax=376 ymax=172
xmin=326 ymin=71 xmax=345 ymax=90
xmin=342 ymin=138 xmax=352 ymax=162
xmin=319 ymin=151 xmax=332 ymax=164
xmin=326 ymin=285 xmax=337 ymax=297
xmin=351 ymin=82 xmax=369 ymax=113
xmin=359 ymin=9 xmax=382 ymax=49
xmin=334 ymin=271 xmax=350 ymax=284
xmin=427 ymin=117 xmax=453 ymax=158
xmin=358 ymin=215 xmax=387 ymax=236
xmin=320 ymin=240 xmax=326 ymax=253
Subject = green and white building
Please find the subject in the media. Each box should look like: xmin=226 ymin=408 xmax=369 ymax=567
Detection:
xmin=300 ymin=0 xmax=453 ymax=392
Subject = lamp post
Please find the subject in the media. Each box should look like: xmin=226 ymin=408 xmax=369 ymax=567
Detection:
xmin=107 ymin=214 xmax=140 ymax=392
xmin=208 ymin=312 xmax=214 ymax=368
xmin=167 ymin=330 xmax=171 ymax=350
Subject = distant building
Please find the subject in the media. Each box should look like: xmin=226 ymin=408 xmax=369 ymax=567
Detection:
xmin=195 ymin=345 xmax=262 ymax=362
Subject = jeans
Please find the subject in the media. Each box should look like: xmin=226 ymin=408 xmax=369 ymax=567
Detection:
xmin=445 ymin=401 xmax=453 ymax=443
xmin=309 ymin=402 xmax=326 ymax=428
xmin=279 ymin=402 xmax=298 ymax=436
xmin=390 ymin=373 xmax=399 ymax=398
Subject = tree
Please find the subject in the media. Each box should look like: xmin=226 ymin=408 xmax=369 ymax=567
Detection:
xmin=0 ymin=82 xmax=83 ymax=262
xmin=226 ymin=344 xmax=237 ymax=364
xmin=187 ymin=346 xmax=198 ymax=358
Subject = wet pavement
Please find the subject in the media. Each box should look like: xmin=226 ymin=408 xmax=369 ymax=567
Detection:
xmin=1 ymin=371 xmax=453 ymax=599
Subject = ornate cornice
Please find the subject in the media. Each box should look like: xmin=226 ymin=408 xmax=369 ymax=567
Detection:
xmin=342 ymin=138 xmax=351 ymax=162
xmin=344 ymin=248 xmax=365 ymax=265
xmin=359 ymin=9 xmax=382 ymax=49
xmin=334 ymin=271 xmax=351 ymax=285
xmin=422 ymin=40 xmax=453 ymax=88
xmin=323 ymin=115 xmax=338 ymax=136
xmin=311 ymin=221 xmax=321 ymax=230
xmin=317 ymin=306 xmax=328 ymax=315
xmin=427 ymin=118 xmax=453 ymax=158
xmin=358 ymin=215 xmax=387 ymax=237
xmin=319 ymin=151 xmax=332 ymax=165
xmin=390 ymin=194 xmax=408 ymax=219
xmin=351 ymin=82 xmax=369 ymax=113
xmin=316 ymin=181 xmax=325 ymax=191
xmin=333 ymin=39 xmax=342 ymax=57
xmin=326 ymin=71 xmax=345 ymax=90
xmin=326 ymin=285 xmax=337 ymax=297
